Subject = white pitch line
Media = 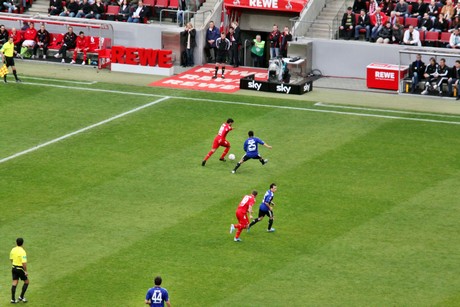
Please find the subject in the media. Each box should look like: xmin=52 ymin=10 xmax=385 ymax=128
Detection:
xmin=21 ymin=81 xmax=460 ymax=126
xmin=314 ymin=102 xmax=460 ymax=119
xmin=0 ymin=96 xmax=170 ymax=164
xmin=21 ymin=76 xmax=97 ymax=85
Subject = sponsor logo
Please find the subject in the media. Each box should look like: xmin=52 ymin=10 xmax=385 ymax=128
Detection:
xmin=375 ymin=71 xmax=395 ymax=80
xmin=249 ymin=0 xmax=278 ymax=8
xmin=248 ymin=80 xmax=262 ymax=90
xmin=111 ymin=46 xmax=173 ymax=68
xmin=276 ymin=84 xmax=291 ymax=94
xmin=303 ymin=82 xmax=311 ymax=92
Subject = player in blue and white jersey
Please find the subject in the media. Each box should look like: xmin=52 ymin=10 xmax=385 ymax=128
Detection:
xmin=231 ymin=130 xmax=272 ymax=174
xmin=145 ymin=276 xmax=170 ymax=307
xmin=248 ymin=183 xmax=277 ymax=232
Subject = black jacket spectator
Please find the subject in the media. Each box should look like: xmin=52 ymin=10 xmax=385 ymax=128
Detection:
xmin=433 ymin=16 xmax=449 ymax=32
xmin=418 ymin=14 xmax=433 ymax=31
xmin=411 ymin=1 xmax=427 ymax=17
xmin=352 ymin=0 xmax=366 ymax=13
xmin=0 ymin=25 xmax=8 ymax=47
xmin=49 ymin=0 xmax=63 ymax=15
xmin=381 ymin=0 xmax=394 ymax=16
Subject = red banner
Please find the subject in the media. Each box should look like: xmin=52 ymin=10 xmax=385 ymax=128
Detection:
xmin=224 ymin=0 xmax=307 ymax=13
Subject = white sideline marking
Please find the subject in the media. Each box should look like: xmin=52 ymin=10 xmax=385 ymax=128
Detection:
xmin=0 ymin=96 xmax=170 ymax=164
xmin=21 ymin=76 xmax=97 ymax=85
xmin=21 ymin=82 xmax=460 ymax=126
xmin=314 ymin=102 xmax=460 ymax=119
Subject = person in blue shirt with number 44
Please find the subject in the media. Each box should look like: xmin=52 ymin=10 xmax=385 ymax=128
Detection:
xmin=145 ymin=276 xmax=171 ymax=307
xmin=232 ymin=130 xmax=272 ymax=174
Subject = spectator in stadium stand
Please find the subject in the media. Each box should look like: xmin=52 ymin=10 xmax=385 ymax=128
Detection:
xmin=381 ymin=0 xmax=394 ymax=16
xmin=449 ymin=16 xmax=460 ymax=31
xmin=76 ymin=0 xmax=92 ymax=18
xmin=392 ymin=18 xmax=404 ymax=43
xmin=411 ymin=0 xmax=427 ymax=19
xmin=376 ymin=21 xmax=393 ymax=43
xmin=226 ymin=26 xmax=236 ymax=65
xmin=180 ymin=22 xmax=196 ymax=67
xmin=204 ymin=21 xmax=219 ymax=62
xmin=355 ymin=9 xmax=370 ymax=40
xmin=60 ymin=0 xmax=80 ymax=17
xmin=447 ymin=60 xmax=460 ymax=99
xmin=54 ymin=26 xmax=77 ymax=63
xmin=21 ymin=22 xmax=36 ymax=51
xmin=280 ymin=26 xmax=292 ymax=58
xmin=352 ymin=0 xmax=366 ymax=14
xmin=389 ymin=11 xmax=398 ymax=26
xmin=409 ymin=54 xmax=425 ymax=93
xmin=85 ymin=0 xmax=104 ymax=19
xmin=339 ymin=7 xmax=355 ymax=40
xmin=3 ymin=0 xmax=19 ymax=13
xmin=441 ymin=0 xmax=455 ymax=21
xmin=418 ymin=12 xmax=434 ymax=31
xmin=421 ymin=57 xmax=440 ymax=95
xmin=0 ymin=25 xmax=8 ymax=49
xmin=395 ymin=0 xmax=409 ymax=18
xmin=447 ymin=27 xmax=460 ymax=47
xmin=368 ymin=0 xmax=378 ymax=15
xmin=231 ymin=21 xmax=241 ymax=67
xmin=268 ymin=24 xmax=281 ymax=59
xmin=32 ymin=24 xmax=49 ymax=59
xmin=426 ymin=0 xmax=439 ymax=22
xmin=251 ymin=34 xmax=265 ymax=67
xmin=431 ymin=13 xmax=449 ymax=32
xmin=453 ymin=2 xmax=460 ymax=17
xmin=48 ymin=0 xmax=63 ymax=15
xmin=117 ymin=0 xmax=130 ymax=21
xmin=370 ymin=7 xmax=388 ymax=41
xmin=403 ymin=25 xmax=422 ymax=46
xmin=127 ymin=0 xmax=146 ymax=23
xmin=70 ymin=31 xmax=89 ymax=65
xmin=176 ymin=0 xmax=187 ymax=26
xmin=8 ymin=28 xmax=21 ymax=54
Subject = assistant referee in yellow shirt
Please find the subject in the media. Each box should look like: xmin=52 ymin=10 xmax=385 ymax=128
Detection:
xmin=0 ymin=36 xmax=21 ymax=83
xmin=10 ymin=238 xmax=29 ymax=304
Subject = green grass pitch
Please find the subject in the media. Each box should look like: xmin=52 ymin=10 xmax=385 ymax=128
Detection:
xmin=1 ymin=80 xmax=460 ymax=306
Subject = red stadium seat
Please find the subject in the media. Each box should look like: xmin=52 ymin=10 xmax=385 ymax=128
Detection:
xmin=105 ymin=5 xmax=119 ymax=16
xmin=86 ymin=36 xmax=100 ymax=52
xmin=419 ymin=30 xmax=425 ymax=44
xmin=405 ymin=17 xmax=418 ymax=28
xmin=424 ymin=31 xmax=439 ymax=46
xmin=155 ymin=0 xmax=168 ymax=8
xmin=440 ymin=31 xmax=451 ymax=47
xmin=144 ymin=0 xmax=155 ymax=6
xmin=168 ymin=0 xmax=178 ymax=9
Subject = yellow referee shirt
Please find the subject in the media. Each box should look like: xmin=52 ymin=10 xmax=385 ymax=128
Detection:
xmin=10 ymin=246 xmax=27 ymax=267
xmin=0 ymin=41 xmax=15 ymax=57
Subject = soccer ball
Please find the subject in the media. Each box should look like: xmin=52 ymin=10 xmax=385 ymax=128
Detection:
xmin=228 ymin=154 xmax=236 ymax=160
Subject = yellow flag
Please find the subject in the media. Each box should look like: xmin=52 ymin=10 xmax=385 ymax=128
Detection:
xmin=0 ymin=64 xmax=8 ymax=77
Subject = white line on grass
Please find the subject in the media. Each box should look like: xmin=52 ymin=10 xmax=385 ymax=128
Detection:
xmin=0 ymin=96 xmax=170 ymax=164
xmin=314 ymin=102 xmax=460 ymax=118
xmin=21 ymin=82 xmax=460 ymax=126
xmin=21 ymin=76 xmax=97 ymax=85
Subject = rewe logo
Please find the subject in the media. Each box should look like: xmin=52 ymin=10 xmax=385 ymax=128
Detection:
xmin=276 ymin=84 xmax=291 ymax=94
xmin=249 ymin=0 xmax=278 ymax=9
xmin=248 ymin=80 xmax=262 ymax=90
xmin=303 ymin=82 xmax=311 ymax=92
xmin=375 ymin=71 xmax=395 ymax=80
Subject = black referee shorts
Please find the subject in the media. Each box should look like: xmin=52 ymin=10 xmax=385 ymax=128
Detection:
xmin=258 ymin=209 xmax=273 ymax=219
xmin=215 ymin=52 xmax=227 ymax=64
xmin=12 ymin=267 xmax=27 ymax=281
xmin=5 ymin=56 xmax=15 ymax=68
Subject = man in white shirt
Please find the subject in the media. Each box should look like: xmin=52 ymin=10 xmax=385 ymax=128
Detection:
xmin=403 ymin=25 xmax=421 ymax=46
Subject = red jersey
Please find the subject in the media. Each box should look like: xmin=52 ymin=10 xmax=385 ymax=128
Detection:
xmin=76 ymin=36 xmax=88 ymax=49
xmin=9 ymin=31 xmax=22 ymax=45
xmin=24 ymin=28 xmax=37 ymax=40
xmin=236 ymin=194 xmax=256 ymax=215
xmin=217 ymin=123 xmax=232 ymax=140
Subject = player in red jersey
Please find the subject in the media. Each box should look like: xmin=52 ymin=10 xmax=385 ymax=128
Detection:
xmin=230 ymin=190 xmax=257 ymax=242
xmin=202 ymin=118 xmax=234 ymax=166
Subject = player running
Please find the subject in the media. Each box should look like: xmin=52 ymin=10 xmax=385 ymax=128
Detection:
xmin=202 ymin=118 xmax=234 ymax=166
xmin=230 ymin=190 xmax=258 ymax=242
xmin=248 ymin=183 xmax=277 ymax=232
xmin=232 ymin=130 xmax=272 ymax=174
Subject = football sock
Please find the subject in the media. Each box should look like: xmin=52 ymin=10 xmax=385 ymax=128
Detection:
xmin=249 ymin=218 xmax=259 ymax=227
xmin=3 ymin=75 xmax=6 ymax=82
xmin=268 ymin=219 xmax=273 ymax=230
xmin=204 ymin=150 xmax=214 ymax=161
xmin=215 ymin=66 xmax=218 ymax=76
xmin=222 ymin=67 xmax=225 ymax=75
xmin=221 ymin=147 xmax=230 ymax=159
xmin=20 ymin=284 xmax=28 ymax=298
xmin=13 ymin=69 xmax=18 ymax=80
xmin=11 ymin=285 xmax=17 ymax=300
xmin=233 ymin=162 xmax=241 ymax=171
xmin=259 ymin=158 xmax=265 ymax=165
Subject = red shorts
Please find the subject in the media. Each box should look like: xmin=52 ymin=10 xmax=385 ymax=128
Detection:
xmin=212 ymin=137 xmax=230 ymax=149
xmin=236 ymin=210 xmax=248 ymax=227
